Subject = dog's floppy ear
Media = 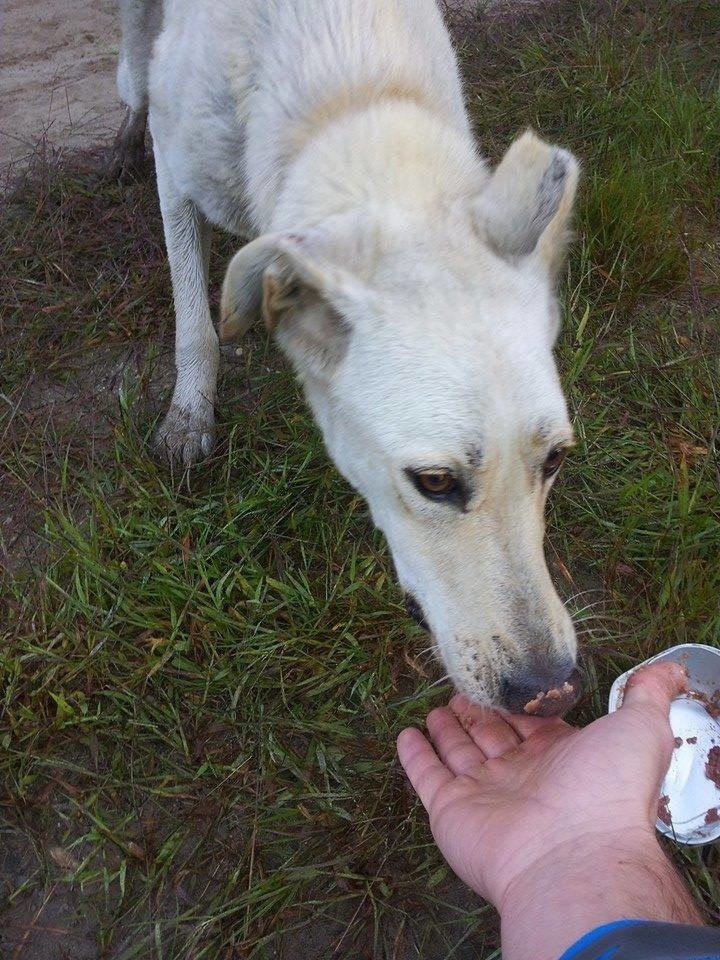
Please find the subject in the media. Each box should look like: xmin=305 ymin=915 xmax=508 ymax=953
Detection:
xmin=474 ymin=129 xmax=579 ymax=273
xmin=220 ymin=225 xmax=374 ymax=376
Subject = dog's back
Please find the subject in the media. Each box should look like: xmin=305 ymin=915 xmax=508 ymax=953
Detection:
xmin=117 ymin=0 xmax=469 ymax=231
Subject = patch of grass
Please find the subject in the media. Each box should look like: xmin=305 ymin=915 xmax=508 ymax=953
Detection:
xmin=2 ymin=1 xmax=720 ymax=957
xmin=464 ymin=2 xmax=720 ymax=298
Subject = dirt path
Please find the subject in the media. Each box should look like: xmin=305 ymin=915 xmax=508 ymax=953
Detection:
xmin=0 ymin=0 xmax=123 ymax=173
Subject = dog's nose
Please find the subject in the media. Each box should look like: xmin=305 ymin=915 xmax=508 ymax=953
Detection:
xmin=500 ymin=665 xmax=582 ymax=717
xmin=404 ymin=593 xmax=429 ymax=631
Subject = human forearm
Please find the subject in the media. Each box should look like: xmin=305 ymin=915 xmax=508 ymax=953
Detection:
xmin=498 ymin=830 xmax=703 ymax=960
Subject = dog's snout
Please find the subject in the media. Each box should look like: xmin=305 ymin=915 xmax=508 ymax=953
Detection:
xmin=501 ymin=664 xmax=582 ymax=717
xmin=404 ymin=593 xmax=429 ymax=631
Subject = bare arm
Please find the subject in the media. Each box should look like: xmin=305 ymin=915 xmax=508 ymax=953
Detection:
xmin=500 ymin=831 xmax=702 ymax=960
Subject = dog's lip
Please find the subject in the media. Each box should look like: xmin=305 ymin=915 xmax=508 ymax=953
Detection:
xmin=404 ymin=593 xmax=429 ymax=631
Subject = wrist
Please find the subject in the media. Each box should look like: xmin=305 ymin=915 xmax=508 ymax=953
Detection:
xmin=498 ymin=828 xmax=702 ymax=960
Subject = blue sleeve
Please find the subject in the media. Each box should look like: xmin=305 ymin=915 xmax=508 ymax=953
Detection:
xmin=558 ymin=919 xmax=720 ymax=960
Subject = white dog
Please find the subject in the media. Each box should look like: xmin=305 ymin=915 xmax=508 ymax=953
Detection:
xmin=114 ymin=0 xmax=581 ymax=714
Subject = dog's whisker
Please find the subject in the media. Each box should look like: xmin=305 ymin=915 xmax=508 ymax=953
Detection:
xmin=391 ymin=672 xmax=454 ymax=706
xmin=414 ymin=644 xmax=438 ymax=658
xmin=572 ymin=614 xmax=619 ymax=627
xmin=568 ymin=599 xmax=610 ymax=614
xmin=570 ymin=606 xmax=618 ymax=619
xmin=564 ymin=588 xmax=606 ymax=605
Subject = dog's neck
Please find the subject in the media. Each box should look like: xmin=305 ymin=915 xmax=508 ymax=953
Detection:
xmin=266 ymin=98 xmax=488 ymax=235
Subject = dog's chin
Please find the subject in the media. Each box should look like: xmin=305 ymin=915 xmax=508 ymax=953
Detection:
xmin=425 ymin=653 xmax=495 ymax=708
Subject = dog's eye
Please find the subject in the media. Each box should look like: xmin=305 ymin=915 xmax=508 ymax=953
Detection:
xmin=412 ymin=470 xmax=459 ymax=498
xmin=543 ymin=447 xmax=567 ymax=479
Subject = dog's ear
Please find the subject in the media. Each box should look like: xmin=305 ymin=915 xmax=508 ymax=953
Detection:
xmin=220 ymin=226 xmax=374 ymax=376
xmin=474 ymin=129 xmax=579 ymax=273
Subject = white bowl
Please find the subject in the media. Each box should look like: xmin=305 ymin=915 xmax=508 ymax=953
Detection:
xmin=608 ymin=643 xmax=720 ymax=846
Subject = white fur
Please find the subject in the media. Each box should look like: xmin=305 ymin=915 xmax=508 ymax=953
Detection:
xmin=117 ymin=0 xmax=580 ymax=707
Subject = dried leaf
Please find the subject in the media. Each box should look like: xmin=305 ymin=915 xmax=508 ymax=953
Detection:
xmin=181 ymin=532 xmax=192 ymax=565
xmin=49 ymin=846 xmax=79 ymax=871
xmin=126 ymin=841 xmax=146 ymax=860
xmin=669 ymin=434 xmax=708 ymax=465
xmin=554 ymin=558 xmax=574 ymax=584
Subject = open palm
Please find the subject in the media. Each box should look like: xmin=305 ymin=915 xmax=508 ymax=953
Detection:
xmin=397 ymin=661 xmax=686 ymax=908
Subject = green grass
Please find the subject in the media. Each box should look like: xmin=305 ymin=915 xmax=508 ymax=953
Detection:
xmin=2 ymin=1 xmax=720 ymax=956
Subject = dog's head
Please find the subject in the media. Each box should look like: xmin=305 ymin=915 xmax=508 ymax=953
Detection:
xmin=221 ymin=131 xmax=580 ymax=715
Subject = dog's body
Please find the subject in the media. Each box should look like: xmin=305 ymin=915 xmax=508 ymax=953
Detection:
xmin=116 ymin=0 xmax=582 ymax=713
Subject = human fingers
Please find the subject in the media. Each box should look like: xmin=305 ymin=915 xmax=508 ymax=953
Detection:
xmin=397 ymin=727 xmax=454 ymax=811
xmin=616 ymin=661 xmax=688 ymax=778
xmin=426 ymin=705 xmax=488 ymax=774
xmin=612 ymin=661 xmax=687 ymax=796
xmin=449 ymin=694 xmax=521 ymax=759
xmin=451 ymin=693 xmax=571 ymax=750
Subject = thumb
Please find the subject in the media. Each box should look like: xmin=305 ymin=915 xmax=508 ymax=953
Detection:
xmin=617 ymin=660 xmax=689 ymax=807
xmin=621 ymin=660 xmax=688 ymax=716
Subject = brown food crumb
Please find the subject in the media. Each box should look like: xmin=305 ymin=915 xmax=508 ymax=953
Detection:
xmin=687 ymin=690 xmax=720 ymax=720
xmin=657 ymin=794 xmax=672 ymax=826
xmin=705 ymin=745 xmax=720 ymax=789
xmin=709 ymin=687 xmax=720 ymax=718
xmin=687 ymin=736 xmax=698 ymax=745
xmin=458 ymin=713 xmax=477 ymax=734
xmin=705 ymin=807 xmax=720 ymax=825
xmin=524 ymin=681 xmax=574 ymax=716
xmin=674 ymin=737 xmax=683 ymax=748
xmin=523 ymin=692 xmax=545 ymax=714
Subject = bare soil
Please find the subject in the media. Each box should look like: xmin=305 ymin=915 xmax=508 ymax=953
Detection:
xmin=0 ymin=0 xmax=123 ymax=175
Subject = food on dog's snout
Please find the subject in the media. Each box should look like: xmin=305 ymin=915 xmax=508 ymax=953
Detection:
xmin=657 ymin=795 xmax=672 ymax=826
xmin=705 ymin=746 xmax=720 ymax=790
xmin=523 ymin=681 xmax=576 ymax=716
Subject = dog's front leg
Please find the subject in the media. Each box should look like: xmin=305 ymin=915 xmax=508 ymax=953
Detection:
xmin=153 ymin=156 xmax=219 ymax=467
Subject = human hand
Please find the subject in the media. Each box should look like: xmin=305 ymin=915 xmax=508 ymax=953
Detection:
xmin=397 ymin=661 xmax=691 ymax=915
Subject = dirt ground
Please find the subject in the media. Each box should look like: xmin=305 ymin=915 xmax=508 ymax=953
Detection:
xmin=0 ymin=0 xmax=123 ymax=174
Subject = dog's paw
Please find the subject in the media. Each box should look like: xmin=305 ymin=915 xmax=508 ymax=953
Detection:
xmin=153 ymin=405 xmax=216 ymax=467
